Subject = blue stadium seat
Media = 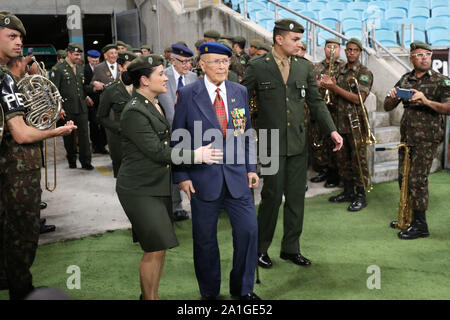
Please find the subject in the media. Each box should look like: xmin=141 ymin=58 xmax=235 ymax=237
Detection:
xmin=347 ymin=2 xmax=369 ymax=13
xmin=409 ymin=0 xmax=431 ymax=10
xmin=430 ymin=0 xmax=450 ymax=10
xmin=400 ymin=18 xmax=427 ymax=31
xmin=318 ymin=30 xmax=337 ymax=46
xmin=319 ymin=10 xmax=339 ymax=21
xmin=363 ymin=5 xmax=385 ymax=23
xmin=387 ymin=1 xmax=410 ymax=15
xmin=255 ymin=10 xmax=274 ymax=22
xmin=403 ymin=29 xmax=427 ymax=46
xmin=431 ymin=7 xmax=450 ymax=17
xmin=307 ymin=2 xmax=326 ymax=13
xmin=326 ymin=2 xmax=346 ymax=12
xmin=337 ymin=0 xmax=352 ymax=2
xmin=425 ymin=16 xmax=450 ymax=30
xmin=320 ymin=19 xmax=339 ymax=30
xmin=300 ymin=10 xmax=318 ymax=21
xmin=344 ymin=29 xmax=363 ymax=39
xmin=285 ymin=2 xmax=306 ymax=11
xmin=385 ymin=8 xmax=407 ymax=22
xmin=366 ymin=1 xmax=386 ymax=15
xmin=408 ymin=7 xmax=430 ymax=19
xmin=375 ymin=30 xmax=399 ymax=46
xmin=340 ymin=10 xmax=362 ymax=22
xmin=376 ymin=20 xmax=401 ymax=32
xmin=428 ymin=29 xmax=450 ymax=45
xmin=265 ymin=19 xmax=276 ymax=31
xmin=343 ymin=20 xmax=363 ymax=33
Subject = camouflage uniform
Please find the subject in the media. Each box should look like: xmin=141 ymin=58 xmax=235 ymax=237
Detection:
xmin=0 ymin=66 xmax=41 ymax=300
xmin=230 ymin=51 xmax=250 ymax=79
xmin=334 ymin=62 xmax=373 ymax=190
xmin=310 ymin=58 xmax=345 ymax=173
xmin=388 ymin=69 xmax=450 ymax=211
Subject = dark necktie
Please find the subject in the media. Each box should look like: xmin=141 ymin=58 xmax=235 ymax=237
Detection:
xmin=110 ymin=64 xmax=114 ymax=70
xmin=214 ymin=88 xmax=227 ymax=137
xmin=177 ymin=75 xmax=184 ymax=89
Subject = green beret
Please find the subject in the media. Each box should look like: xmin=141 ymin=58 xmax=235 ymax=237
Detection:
xmin=204 ymin=30 xmax=221 ymax=40
xmin=217 ymin=39 xmax=232 ymax=50
xmin=410 ymin=41 xmax=432 ymax=52
xmin=141 ymin=45 xmax=151 ymax=51
xmin=118 ymin=51 xmax=137 ymax=63
xmin=125 ymin=44 xmax=133 ymax=51
xmin=274 ymin=19 xmax=304 ymax=33
xmin=0 ymin=11 xmax=26 ymax=36
xmin=257 ymin=42 xmax=271 ymax=52
xmin=195 ymin=39 xmax=205 ymax=49
xmin=131 ymin=48 xmax=142 ymax=53
xmin=250 ymin=39 xmax=262 ymax=48
xmin=102 ymin=43 xmax=118 ymax=53
xmin=301 ymin=41 xmax=307 ymax=50
xmin=56 ymin=49 xmax=67 ymax=58
xmin=325 ymin=38 xmax=340 ymax=45
xmin=115 ymin=40 xmax=127 ymax=47
xmin=127 ymin=54 xmax=164 ymax=72
xmin=221 ymin=34 xmax=234 ymax=41
xmin=233 ymin=36 xmax=246 ymax=47
xmin=346 ymin=38 xmax=362 ymax=50
xmin=164 ymin=46 xmax=173 ymax=53
xmin=67 ymin=43 xmax=83 ymax=53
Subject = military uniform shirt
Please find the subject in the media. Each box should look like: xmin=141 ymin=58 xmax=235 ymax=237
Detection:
xmin=313 ymin=58 xmax=345 ymax=105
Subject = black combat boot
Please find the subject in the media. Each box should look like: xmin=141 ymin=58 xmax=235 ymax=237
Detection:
xmin=398 ymin=210 xmax=430 ymax=240
xmin=348 ymin=186 xmax=367 ymax=211
xmin=329 ymin=180 xmax=354 ymax=202
xmin=310 ymin=168 xmax=328 ymax=183
xmin=324 ymin=168 xmax=340 ymax=188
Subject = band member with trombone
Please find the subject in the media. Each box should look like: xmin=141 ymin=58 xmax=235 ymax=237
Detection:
xmin=0 ymin=12 xmax=76 ymax=300
xmin=321 ymin=38 xmax=374 ymax=212
xmin=383 ymin=41 xmax=450 ymax=240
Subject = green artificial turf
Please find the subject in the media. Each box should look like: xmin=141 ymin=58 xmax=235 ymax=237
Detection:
xmin=1 ymin=171 xmax=449 ymax=300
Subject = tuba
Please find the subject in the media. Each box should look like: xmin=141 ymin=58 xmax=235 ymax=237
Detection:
xmin=17 ymin=57 xmax=62 ymax=191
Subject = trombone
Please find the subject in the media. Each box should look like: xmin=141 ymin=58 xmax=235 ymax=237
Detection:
xmin=347 ymin=76 xmax=377 ymax=193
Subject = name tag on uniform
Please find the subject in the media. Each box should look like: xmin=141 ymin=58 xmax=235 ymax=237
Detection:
xmin=260 ymin=81 xmax=271 ymax=86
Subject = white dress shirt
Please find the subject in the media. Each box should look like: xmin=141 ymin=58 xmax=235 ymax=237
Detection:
xmin=172 ymin=65 xmax=185 ymax=87
xmin=106 ymin=61 xmax=118 ymax=79
xmin=204 ymin=75 xmax=229 ymax=122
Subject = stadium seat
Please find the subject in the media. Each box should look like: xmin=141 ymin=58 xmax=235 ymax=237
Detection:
xmin=255 ymin=9 xmax=274 ymax=22
xmin=374 ymin=30 xmax=399 ymax=46
xmin=431 ymin=7 xmax=450 ymax=17
xmin=347 ymin=2 xmax=369 ymax=13
xmin=385 ymin=8 xmax=407 ymax=22
xmin=300 ymin=10 xmax=318 ymax=21
xmin=403 ymin=29 xmax=427 ymax=46
xmin=318 ymin=30 xmax=337 ymax=46
xmin=285 ymin=2 xmax=306 ymax=11
xmin=409 ymin=0 xmax=431 ymax=10
xmin=430 ymin=0 xmax=450 ymax=10
xmin=425 ymin=16 xmax=450 ymax=30
xmin=318 ymin=9 xmax=339 ymax=22
xmin=408 ymin=7 xmax=430 ymax=19
xmin=340 ymin=10 xmax=362 ymax=22
xmin=428 ymin=29 xmax=450 ymax=45
xmin=343 ymin=20 xmax=363 ymax=33
xmin=307 ymin=2 xmax=326 ymax=13
xmin=400 ymin=18 xmax=427 ymax=31
xmin=368 ymin=1 xmax=388 ymax=12
xmin=326 ymin=2 xmax=346 ymax=12
xmin=320 ymin=19 xmax=339 ymax=30
xmin=363 ymin=5 xmax=385 ymax=23
xmin=344 ymin=29 xmax=363 ymax=39
xmin=387 ymin=1 xmax=410 ymax=15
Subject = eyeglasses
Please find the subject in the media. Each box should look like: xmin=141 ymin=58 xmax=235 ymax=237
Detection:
xmin=411 ymin=52 xmax=432 ymax=58
xmin=203 ymin=58 xmax=230 ymax=66
xmin=174 ymin=57 xmax=192 ymax=65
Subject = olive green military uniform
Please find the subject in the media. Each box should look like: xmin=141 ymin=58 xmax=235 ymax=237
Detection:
xmin=50 ymin=57 xmax=94 ymax=168
xmin=334 ymin=62 xmax=373 ymax=190
xmin=116 ymin=91 xmax=194 ymax=252
xmin=97 ymin=79 xmax=132 ymax=177
xmin=242 ymin=48 xmax=336 ymax=254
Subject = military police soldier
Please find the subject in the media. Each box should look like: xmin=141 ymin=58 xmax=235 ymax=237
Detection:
xmin=203 ymin=30 xmax=221 ymax=42
xmin=384 ymin=41 xmax=450 ymax=240
xmin=242 ymin=19 xmax=343 ymax=269
xmin=141 ymin=45 xmax=151 ymax=55
xmin=0 ymin=12 xmax=76 ymax=300
xmin=321 ymin=38 xmax=374 ymax=212
xmin=231 ymin=36 xmax=250 ymax=80
xmin=116 ymin=40 xmax=128 ymax=53
xmin=310 ymin=38 xmax=346 ymax=188
xmin=50 ymin=43 xmax=101 ymax=170
xmin=97 ymin=51 xmax=136 ymax=178
xmin=255 ymin=42 xmax=271 ymax=56
xmin=249 ymin=39 xmax=262 ymax=57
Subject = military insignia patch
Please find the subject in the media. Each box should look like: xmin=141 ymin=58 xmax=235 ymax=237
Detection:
xmin=52 ymin=66 xmax=57 ymax=71
xmin=205 ymin=46 xmax=209 ymax=52
xmin=106 ymin=71 xmax=111 ymax=77
xmin=359 ymin=74 xmax=369 ymax=82
xmin=301 ymin=88 xmax=306 ymax=98
xmin=289 ymin=23 xmax=294 ymax=30
xmin=148 ymin=57 xmax=153 ymax=64
xmin=444 ymin=79 xmax=450 ymax=86
xmin=4 ymin=17 xmax=10 ymax=25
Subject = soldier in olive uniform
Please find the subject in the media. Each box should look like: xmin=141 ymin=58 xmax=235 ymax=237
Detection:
xmin=0 ymin=12 xmax=76 ymax=300
xmin=249 ymin=39 xmax=262 ymax=57
xmin=255 ymin=42 xmax=271 ymax=56
xmin=241 ymin=19 xmax=343 ymax=269
xmin=192 ymin=39 xmax=205 ymax=77
xmin=310 ymin=39 xmax=346 ymax=187
xmin=231 ymin=36 xmax=251 ymax=80
xmin=321 ymin=38 xmax=374 ymax=212
xmin=56 ymin=49 xmax=67 ymax=64
xmin=50 ymin=43 xmax=101 ymax=170
xmin=204 ymin=30 xmax=221 ymax=42
xmin=163 ymin=46 xmax=173 ymax=68
xmin=97 ymin=51 xmax=136 ymax=177
xmin=141 ymin=45 xmax=152 ymax=55
xmin=384 ymin=41 xmax=450 ymax=240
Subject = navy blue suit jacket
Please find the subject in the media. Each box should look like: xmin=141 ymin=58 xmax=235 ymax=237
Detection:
xmin=171 ymin=78 xmax=257 ymax=202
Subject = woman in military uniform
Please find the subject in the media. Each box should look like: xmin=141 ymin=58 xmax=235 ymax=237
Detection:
xmin=116 ymin=54 xmax=222 ymax=300
xmin=97 ymin=51 xmax=136 ymax=177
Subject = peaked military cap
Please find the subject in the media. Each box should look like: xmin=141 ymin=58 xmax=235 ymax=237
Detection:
xmin=118 ymin=51 xmax=137 ymax=63
xmin=346 ymin=38 xmax=362 ymax=50
xmin=410 ymin=41 xmax=432 ymax=52
xmin=199 ymin=42 xmax=232 ymax=57
xmin=326 ymin=38 xmax=340 ymax=45
xmin=195 ymin=39 xmax=205 ymax=49
xmin=102 ymin=43 xmax=118 ymax=53
xmin=233 ymin=36 xmax=246 ymax=47
xmin=87 ymin=49 xmax=101 ymax=58
xmin=67 ymin=43 xmax=83 ymax=53
xmin=0 ymin=11 xmax=26 ymax=36
xmin=274 ymin=19 xmax=304 ymax=33
xmin=127 ymin=54 xmax=164 ymax=72
xmin=172 ymin=44 xmax=193 ymax=57
xmin=56 ymin=49 xmax=67 ymax=58
xmin=131 ymin=48 xmax=142 ymax=53
xmin=204 ymin=30 xmax=221 ymax=40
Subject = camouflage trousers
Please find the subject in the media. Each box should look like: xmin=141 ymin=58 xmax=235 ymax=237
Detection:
xmin=308 ymin=119 xmax=336 ymax=171
xmin=399 ymin=142 xmax=439 ymax=212
xmin=335 ymin=132 xmax=369 ymax=188
xmin=0 ymin=169 xmax=41 ymax=300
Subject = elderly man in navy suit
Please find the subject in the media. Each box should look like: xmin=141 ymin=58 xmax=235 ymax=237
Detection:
xmin=159 ymin=44 xmax=198 ymax=221
xmin=171 ymin=42 xmax=260 ymax=300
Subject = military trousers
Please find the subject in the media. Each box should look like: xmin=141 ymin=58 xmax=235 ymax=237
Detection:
xmin=88 ymin=105 xmax=107 ymax=152
xmin=0 ymin=169 xmax=41 ymax=300
xmin=258 ymin=153 xmax=308 ymax=254
xmin=105 ymin=129 xmax=122 ymax=178
xmin=62 ymin=112 xmax=92 ymax=166
xmin=399 ymin=142 xmax=439 ymax=212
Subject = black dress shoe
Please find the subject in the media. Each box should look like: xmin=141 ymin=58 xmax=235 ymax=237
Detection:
xmin=40 ymin=202 xmax=47 ymax=210
xmin=329 ymin=191 xmax=354 ymax=203
xmin=348 ymin=194 xmax=367 ymax=212
xmin=81 ymin=164 xmax=94 ymax=170
xmin=40 ymin=224 xmax=56 ymax=234
xmin=310 ymin=170 xmax=327 ymax=183
xmin=239 ymin=292 xmax=261 ymax=300
xmin=257 ymin=253 xmax=273 ymax=268
xmin=40 ymin=218 xmax=46 ymax=226
xmin=280 ymin=252 xmax=311 ymax=266
xmin=324 ymin=180 xmax=339 ymax=188
xmin=173 ymin=210 xmax=189 ymax=221
xmin=69 ymin=163 xmax=77 ymax=169
xmin=398 ymin=222 xmax=429 ymax=240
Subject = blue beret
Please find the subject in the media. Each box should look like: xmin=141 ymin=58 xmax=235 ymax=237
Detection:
xmin=199 ymin=42 xmax=232 ymax=57
xmin=87 ymin=49 xmax=101 ymax=58
xmin=171 ymin=44 xmax=193 ymax=57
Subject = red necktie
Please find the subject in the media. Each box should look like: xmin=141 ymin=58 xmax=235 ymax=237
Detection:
xmin=214 ymin=88 xmax=227 ymax=137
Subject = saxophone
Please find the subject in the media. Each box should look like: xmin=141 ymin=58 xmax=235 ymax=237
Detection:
xmin=323 ymin=45 xmax=335 ymax=105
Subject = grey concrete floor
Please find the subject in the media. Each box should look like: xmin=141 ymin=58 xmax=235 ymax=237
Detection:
xmin=38 ymin=136 xmax=340 ymax=245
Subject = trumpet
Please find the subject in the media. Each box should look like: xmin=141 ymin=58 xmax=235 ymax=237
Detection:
xmin=17 ymin=57 xmax=62 ymax=192
xmin=347 ymin=76 xmax=377 ymax=193
xmin=323 ymin=45 xmax=335 ymax=105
